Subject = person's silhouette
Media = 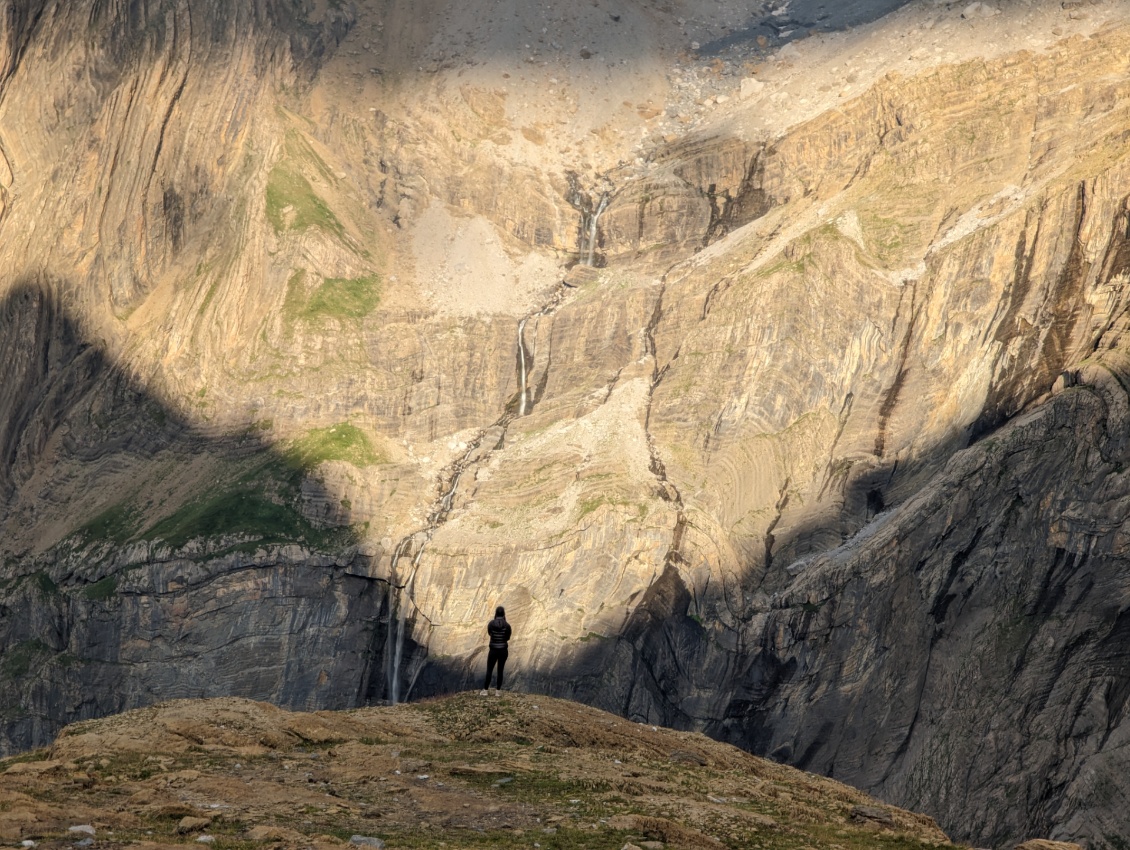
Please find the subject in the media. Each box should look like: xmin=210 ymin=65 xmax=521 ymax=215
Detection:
xmin=481 ymin=606 xmax=511 ymax=694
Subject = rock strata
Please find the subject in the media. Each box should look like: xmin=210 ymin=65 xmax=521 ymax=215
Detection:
xmin=4 ymin=1 xmax=1130 ymax=848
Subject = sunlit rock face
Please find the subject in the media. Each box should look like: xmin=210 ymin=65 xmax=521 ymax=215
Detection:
xmin=4 ymin=0 xmax=1130 ymax=845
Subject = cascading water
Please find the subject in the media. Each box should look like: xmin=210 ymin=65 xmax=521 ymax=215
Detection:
xmin=383 ymin=536 xmax=416 ymax=705
xmin=374 ymin=278 xmax=577 ymax=705
xmin=517 ymin=317 xmax=530 ymax=416
xmin=381 ymin=436 xmax=489 ymax=704
xmin=583 ymin=192 xmax=610 ymax=267
xmin=566 ymin=171 xmax=614 ymax=268
xmin=387 ymin=543 xmax=424 ymax=705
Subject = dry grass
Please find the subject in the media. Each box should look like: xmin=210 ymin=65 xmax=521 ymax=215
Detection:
xmin=0 ymin=693 xmax=958 ymax=849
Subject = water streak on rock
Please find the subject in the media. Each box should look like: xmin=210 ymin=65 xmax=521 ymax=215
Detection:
xmin=584 ymin=192 xmax=611 ymax=267
xmin=517 ymin=317 xmax=530 ymax=416
xmin=567 ymin=171 xmax=614 ymax=267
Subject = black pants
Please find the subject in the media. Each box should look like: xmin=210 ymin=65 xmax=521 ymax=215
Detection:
xmin=484 ymin=647 xmax=508 ymax=689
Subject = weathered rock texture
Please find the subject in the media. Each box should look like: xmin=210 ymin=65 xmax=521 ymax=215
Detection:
xmin=4 ymin=0 xmax=1130 ymax=847
xmin=0 ymin=692 xmax=955 ymax=848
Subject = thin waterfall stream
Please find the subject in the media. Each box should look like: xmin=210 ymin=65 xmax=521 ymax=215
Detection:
xmin=378 ymin=181 xmax=599 ymax=704
xmin=517 ymin=317 xmax=530 ymax=416
xmin=567 ymin=171 xmax=614 ymax=267
xmin=382 ymin=459 xmax=471 ymax=705
xmin=583 ymin=192 xmax=610 ymax=267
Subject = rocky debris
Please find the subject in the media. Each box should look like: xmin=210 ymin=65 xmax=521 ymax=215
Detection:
xmin=739 ymin=77 xmax=765 ymax=100
xmin=668 ymin=749 xmax=708 ymax=766
xmin=1014 ymin=843 xmax=1085 ymax=850
xmin=961 ymin=3 xmax=1000 ymax=19
xmin=0 ymin=694 xmax=952 ymax=849
xmin=177 ymin=815 xmax=213 ymax=833
xmin=851 ymin=805 xmax=896 ymax=827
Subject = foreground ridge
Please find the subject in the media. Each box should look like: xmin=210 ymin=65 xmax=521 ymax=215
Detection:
xmin=0 ymin=692 xmax=951 ymax=849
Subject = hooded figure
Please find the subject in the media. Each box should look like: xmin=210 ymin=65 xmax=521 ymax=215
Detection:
xmin=482 ymin=605 xmax=512 ymax=693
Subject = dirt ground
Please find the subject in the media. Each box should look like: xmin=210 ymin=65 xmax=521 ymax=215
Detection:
xmin=1 ymin=692 xmax=953 ymax=850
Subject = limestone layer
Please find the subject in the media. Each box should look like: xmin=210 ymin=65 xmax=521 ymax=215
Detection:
xmin=4 ymin=1 xmax=1130 ymax=847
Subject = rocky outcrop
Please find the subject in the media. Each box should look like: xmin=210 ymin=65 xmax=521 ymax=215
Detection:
xmin=0 ymin=692 xmax=956 ymax=847
xmin=5 ymin=0 xmax=1130 ymax=847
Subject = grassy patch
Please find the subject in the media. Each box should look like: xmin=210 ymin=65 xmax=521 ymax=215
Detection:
xmin=370 ymin=826 xmax=637 ymax=850
xmin=282 ymin=268 xmax=309 ymax=322
xmin=144 ymin=484 xmax=305 ymax=550
xmin=294 ymin=275 xmax=381 ymax=324
xmin=84 ymin=576 xmax=117 ymax=602
xmin=304 ymin=275 xmax=381 ymax=320
xmin=32 ymin=571 xmax=58 ymax=595
xmin=283 ymin=271 xmax=381 ymax=326
xmin=140 ymin=455 xmax=357 ymax=553
xmin=577 ymin=495 xmax=646 ymax=520
xmin=286 ymin=423 xmax=382 ymax=469
xmin=266 ymin=162 xmax=344 ymax=238
xmin=0 ymin=747 xmax=50 ymax=767
xmin=79 ymin=501 xmax=138 ymax=544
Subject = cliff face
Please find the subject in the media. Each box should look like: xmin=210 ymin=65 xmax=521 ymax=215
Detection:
xmin=4 ymin=0 xmax=1130 ymax=846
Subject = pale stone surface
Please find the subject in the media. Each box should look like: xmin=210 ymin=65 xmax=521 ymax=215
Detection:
xmin=3 ymin=1 xmax=1130 ymax=848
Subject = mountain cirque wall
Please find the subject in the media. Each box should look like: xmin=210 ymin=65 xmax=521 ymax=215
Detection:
xmin=4 ymin=0 xmax=1130 ymax=846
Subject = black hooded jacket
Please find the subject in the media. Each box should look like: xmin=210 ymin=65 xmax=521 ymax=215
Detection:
xmin=487 ymin=616 xmax=511 ymax=649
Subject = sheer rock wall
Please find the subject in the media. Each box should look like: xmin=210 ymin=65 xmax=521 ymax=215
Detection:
xmin=4 ymin=1 xmax=1130 ymax=846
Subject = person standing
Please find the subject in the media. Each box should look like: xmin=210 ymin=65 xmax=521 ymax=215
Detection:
xmin=481 ymin=605 xmax=511 ymax=694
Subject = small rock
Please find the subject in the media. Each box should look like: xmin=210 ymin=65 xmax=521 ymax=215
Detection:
xmin=246 ymin=826 xmax=286 ymax=841
xmin=350 ymin=838 xmax=385 ymax=849
xmin=68 ymin=827 xmax=96 ymax=836
xmin=641 ymin=843 xmax=665 ymax=850
xmin=961 ymin=1 xmax=1000 ymax=17
xmin=178 ymin=816 xmax=213 ymax=834
xmin=851 ymin=805 xmax=895 ymax=826
xmin=669 ymin=749 xmax=707 ymax=766
xmin=195 ymin=837 xmax=215 ymax=845
xmin=21 ymin=842 xmax=36 ymax=849
xmin=622 ymin=844 xmax=644 ymax=850
xmin=75 ymin=840 xmax=94 ymax=848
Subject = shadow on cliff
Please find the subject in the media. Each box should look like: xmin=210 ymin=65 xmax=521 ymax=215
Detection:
xmin=698 ymin=0 xmax=917 ymax=55
xmin=406 ymin=394 xmax=1130 ymax=848
xmin=0 ymin=278 xmax=400 ymax=754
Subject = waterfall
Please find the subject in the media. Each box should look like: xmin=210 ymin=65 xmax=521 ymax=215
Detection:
xmin=583 ymin=192 xmax=610 ymax=267
xmin=385 ymin=536 xmax=419 ymax=705
xmin=373 ymin=288 xmax=571 ymax=704
xmin=381 ymin=437 xmax=481 ymax=704
xmin=388 ymin=546 xmax=423 ymax=705
xmin=517 ymin=317 xmax=530 ymax=416
xmin=566 ymin=171 xmax=614 ymax=268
